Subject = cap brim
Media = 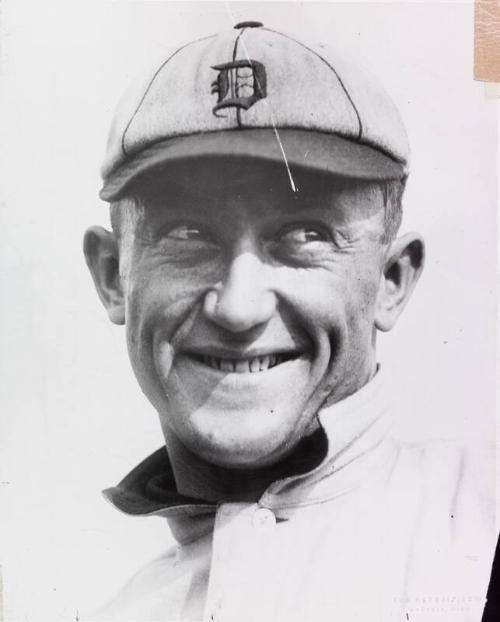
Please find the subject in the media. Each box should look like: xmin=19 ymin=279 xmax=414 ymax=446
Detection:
xmin=100 ymin=128 xmax=407 ymax=201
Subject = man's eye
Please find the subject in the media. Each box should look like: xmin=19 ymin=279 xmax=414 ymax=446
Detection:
xmin=167 ymin=225 xmax=207 ymax=241
xmin=279 ymin=226 xmax=329 ymax=244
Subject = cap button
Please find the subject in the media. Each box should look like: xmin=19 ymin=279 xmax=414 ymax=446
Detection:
xmin=234 ymin=21 xmax=263 ymax=29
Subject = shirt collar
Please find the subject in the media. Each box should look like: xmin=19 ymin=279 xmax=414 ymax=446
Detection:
xmin=261 ymin=365 xmax=397 ymax=507
xmin=104 ymin=367 xmax=395 ymax=524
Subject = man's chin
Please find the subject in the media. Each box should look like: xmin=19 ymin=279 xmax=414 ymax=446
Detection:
xmin=171 ymin=403 xmax=313 ymax=469
xmin=185 ymin=432 xmax=300 ymax=470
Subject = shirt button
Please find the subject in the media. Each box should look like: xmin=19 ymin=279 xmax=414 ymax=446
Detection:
xmin=252 ymin=507 xmax=276 ymax=530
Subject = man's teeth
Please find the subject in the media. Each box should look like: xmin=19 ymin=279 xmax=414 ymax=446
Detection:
xmin=201 ymin=354 xmax=286 ymax=373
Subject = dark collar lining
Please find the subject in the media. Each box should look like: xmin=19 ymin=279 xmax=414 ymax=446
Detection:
xmin=104 ymin=447 xmax=209 ymax=515
xmin=104 ymin=428 xmax=328 ymax=515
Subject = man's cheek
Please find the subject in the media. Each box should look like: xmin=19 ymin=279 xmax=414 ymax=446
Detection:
xmin=124 ymin=282 xmax=151 ymax=331
xmin=351 ymin=266 xmax=380 ymax=318
xmin=338 ymin=285 xmax=378 ymax=367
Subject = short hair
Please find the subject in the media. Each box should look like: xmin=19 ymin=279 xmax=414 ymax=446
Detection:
xmin=109 ymin=196 xmax=144 ymax=278
xmin=110 ymin=195 xmax=144 ymax=242
xmin=109 ymin=177 xmax=405 ymax=250
xmin=379 ymin=177 xmax=405 ymax=242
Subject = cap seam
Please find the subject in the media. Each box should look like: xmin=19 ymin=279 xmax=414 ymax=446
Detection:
xmin=232 ymin=27 xmax=246 ymax=128
xmin=121 ymin=33 xmax=216 ymax=158
xmin=262 ymin=28 xmax=363 ymax=141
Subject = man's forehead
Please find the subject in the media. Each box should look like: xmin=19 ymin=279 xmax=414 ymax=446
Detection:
xmin=132 ymin=157 xmax=385 ymax=216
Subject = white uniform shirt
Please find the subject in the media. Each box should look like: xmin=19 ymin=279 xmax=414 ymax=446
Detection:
xmin=90 ymin=371 xmax=495 ymax=622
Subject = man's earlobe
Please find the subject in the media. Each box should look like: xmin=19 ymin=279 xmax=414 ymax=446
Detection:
xmin=83 ymin=226 xmax=126 ymax=325
xmin=375 ymin=232 xmax=425 ymax=332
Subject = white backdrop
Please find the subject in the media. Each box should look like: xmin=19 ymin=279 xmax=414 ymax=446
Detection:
xmin=0 ymin=1 xmax=497 ymax=620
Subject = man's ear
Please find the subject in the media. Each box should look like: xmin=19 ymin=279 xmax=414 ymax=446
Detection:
xmin=375 ymin=232 xmax=425 ymax=332
xmin=83 ymin=226 xmax=125 ymax=325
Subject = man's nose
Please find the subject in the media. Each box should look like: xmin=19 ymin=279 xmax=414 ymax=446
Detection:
xmin=203 ymin=251 xmax=277 ymax=333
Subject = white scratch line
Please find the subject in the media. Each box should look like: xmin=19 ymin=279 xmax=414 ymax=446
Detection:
xmin=272 ymin=127 xmax=299 ymax=193
xmin=231 ymin=22 xmax=299 ymax=193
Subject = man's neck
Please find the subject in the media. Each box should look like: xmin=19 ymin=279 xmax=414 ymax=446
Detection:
xmin=165 ymin=430 xmax=327 ymax=504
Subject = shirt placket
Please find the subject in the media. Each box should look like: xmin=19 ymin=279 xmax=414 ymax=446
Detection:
xmin=203 ymin=502 xmax=278 ymax=622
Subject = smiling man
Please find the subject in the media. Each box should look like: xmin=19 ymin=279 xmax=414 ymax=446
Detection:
xmin=84 ymin=21 xmax=494 ymax=622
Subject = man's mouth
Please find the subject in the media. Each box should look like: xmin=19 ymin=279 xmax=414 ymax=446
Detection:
xmin=191 ymin=352 xmax=298 ymax=373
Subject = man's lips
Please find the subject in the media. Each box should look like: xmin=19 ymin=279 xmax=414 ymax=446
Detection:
xmin=182 ymin=347 xmax=306 ymax=374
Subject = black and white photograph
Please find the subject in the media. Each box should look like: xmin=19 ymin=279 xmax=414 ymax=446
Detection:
xmin=1 ymin=2 xmax=498 ymax=621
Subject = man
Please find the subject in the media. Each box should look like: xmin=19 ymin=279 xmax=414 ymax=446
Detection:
xmin=84 ymin=21 xmax=494 ymax=622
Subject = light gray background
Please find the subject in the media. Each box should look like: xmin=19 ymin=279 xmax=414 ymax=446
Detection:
xmin=1 ymin=1 xmax=498 ymax=619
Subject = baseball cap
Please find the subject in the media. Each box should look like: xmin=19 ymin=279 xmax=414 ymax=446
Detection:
xmin=100 ymin=21 xmax=409 ymax=202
